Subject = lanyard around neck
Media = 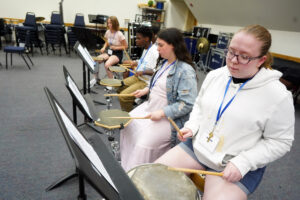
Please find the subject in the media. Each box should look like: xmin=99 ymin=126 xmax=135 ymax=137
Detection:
xmin=109 ymin=31 xmax=116 ymax=45
xmin=150 ymin=60 xmax=175 ymax=90
xmin=136 ymin=42 xmax=152 ymax=71
xmin=215 ymin=77 xmax=250 ymax=125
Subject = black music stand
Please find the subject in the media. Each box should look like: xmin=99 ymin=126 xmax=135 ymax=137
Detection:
xmin=72 ymin=26 xmax=105 ymax=50
xmin=63 ymin=65 xmax=102 ymax=134
xmin=44 ymin=87 xmax=143 ymax=200
xmin=46 ymin=66 xmax=102 ymax=192
xmin=74 ymin=41 xmax=105 ymax=105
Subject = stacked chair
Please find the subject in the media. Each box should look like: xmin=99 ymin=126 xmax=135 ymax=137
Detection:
xmin=15 ymin=12 xmax=43 ymax=56
xmin=67 ymin=13 xmax=85 ymax=53
xmin=44 ymin=11 xmax=68 ymax=56
xmin=0 ymin=18 xmax=13 ymax=49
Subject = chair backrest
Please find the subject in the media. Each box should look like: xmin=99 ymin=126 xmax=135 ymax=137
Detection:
xmin=51 ymin=11 xmax=63 ymax=25
xmin=0 ymin=18 xmax=7 ymax=36
xmin=74 ymin=13 xmax=85 ymax=27
xmin=23 ymin=12 xmax=37 ymax=27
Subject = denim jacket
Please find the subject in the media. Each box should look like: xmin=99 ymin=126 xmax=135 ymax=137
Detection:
xmin=149 ymin=59 xmax=198 ymax=146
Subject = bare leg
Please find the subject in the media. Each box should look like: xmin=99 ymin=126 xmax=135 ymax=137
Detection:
xmin=94 ymin=53 xmax=109 ymax=79
xmin=203 ymin=175 xmax=247 ymax=200
xmin=104 ymin=55 xmax=120 ymax=79
xmin=155 ymin=145 xmax=205 ymax=171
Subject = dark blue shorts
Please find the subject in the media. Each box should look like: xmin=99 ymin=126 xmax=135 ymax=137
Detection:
xmin=179 ymin=138 xmax=266 ymax=195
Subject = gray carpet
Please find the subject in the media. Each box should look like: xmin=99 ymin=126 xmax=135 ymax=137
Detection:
xmin=0 ymin=50 xmax=299 ymax=200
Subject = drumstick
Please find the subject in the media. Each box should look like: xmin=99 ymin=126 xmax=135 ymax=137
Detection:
xmin=168 ymin=167 xmax=223 ymax=177
xmin=118 ymin=65 xmax=149 ymax=81
xmin=123 ymin=48 xmax=132 ymax=61
xmin=95 ymin=36 xmax=107 ymax=53
xmin=167 ymin=117 xmax=183 ymax=138
xmin=118 ymin=63 xmax=131 ymax=66
xmin=104 ymin=93 xmax=134 ymax=97
xmin=118 ymin=65 xmax=136 ymax=74
xmin=108 ymin=116 xmax=150 ymax=119
xmin=100 ymin=35 xmax=108 ymax=42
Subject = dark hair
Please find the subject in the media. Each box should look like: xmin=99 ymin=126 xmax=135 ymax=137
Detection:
xmin=136 ymin=26 xmax=153 ymax=41
xmin=151 ymin=25 xmax=160 ymax=35
xmin=157 ymin=28 xmax=194 ymax=68
xmin=238 ymin=24 xmax=273 ymax=68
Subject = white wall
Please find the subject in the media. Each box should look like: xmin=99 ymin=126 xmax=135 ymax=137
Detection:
xmin=1 ymin=0 xmax=299 ymax=58
xmin=199 ymin=24 xmax=300 ymax=58
xmin=1 ymin=0 xmax=141 ymax=27
xmin=164 ymin=0 xmax=188 ymax=30
xmin=182 ymin=0 xmax=300 ymax=58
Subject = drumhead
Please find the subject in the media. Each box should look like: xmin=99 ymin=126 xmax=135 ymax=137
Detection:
xmin=109 ymin=66 xmax=126 ymax=73
xmin=95 ymin=109 xmax=131 ymax=129
xmin=128 ymin=163 xmax=199 ymax=200
xmin=100 ymin=78 xmax=122 ymax=87
xmin=92 ymin=56 xmax=104 ymax=61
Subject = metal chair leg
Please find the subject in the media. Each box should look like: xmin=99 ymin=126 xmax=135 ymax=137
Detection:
xmin=21 ymin=54 xmax=31 ymax=70
xmin=6 ymin=52 xmax=8 ymax=69
xmin=26 ymin=54 xmax=34 ymax=66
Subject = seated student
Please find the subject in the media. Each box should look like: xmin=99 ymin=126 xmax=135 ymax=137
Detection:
xmin=120 ymin=28 xmax=198 ymax=172
xmin=91 ymin=16 xmax=128 ymax=89
xmin=155 ymin=25 xmax=295 ymax=200
xmin=117 ymin=26 xmax=159 ymax=112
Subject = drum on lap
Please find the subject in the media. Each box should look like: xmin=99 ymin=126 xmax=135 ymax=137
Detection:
xmin=109 ymin=66 xmax=126 ymax=79
xmin=94 ymin=109 xmax=132 ymax=161
xmin=128 ymin=163 xmax=201 ymax=200
xmin=99 ymin=78 xmax=124 ymax=109
xmin=100 ymin=78 xmax=123 ymax=87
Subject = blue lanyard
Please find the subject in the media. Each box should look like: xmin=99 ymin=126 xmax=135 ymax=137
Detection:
xmin=136 ymin=43 xmax=152 ymax=71
xmin=109 ymin=31 xmax=116 ymax=45
xmin=215 ymin=77 xmax=250 ymax=125
xmin=150 ymin=60 xmax=176 ymax=90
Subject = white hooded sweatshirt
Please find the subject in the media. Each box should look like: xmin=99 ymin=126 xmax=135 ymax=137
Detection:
xmin=185 ymin=66 xmax=295 ymax=177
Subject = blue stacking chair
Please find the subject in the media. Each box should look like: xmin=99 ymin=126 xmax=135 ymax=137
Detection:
xmin=3 ymin=46 xmax=34 ymax=70
xmin=67 ymin=13 xmax=85 ymax=53
xmin=15 ymin=12 xmax=43 ymax=56
xmin=44 ymin=11 xmax=68 ymax=55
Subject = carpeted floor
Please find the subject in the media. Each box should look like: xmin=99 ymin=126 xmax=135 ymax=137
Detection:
xmin=0 ymin=49 xmax=299 ymax=200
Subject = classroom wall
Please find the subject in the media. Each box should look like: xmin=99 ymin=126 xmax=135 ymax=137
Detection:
xmin=198 ymin=24 xmax=300 ymax=58
xmin=1 ymin=0 xmax=299 ymax=58
xmin=0 ymin=0 xmax=140 ymax=27
xmin=183 ymin=0 xmax=300 ymax=58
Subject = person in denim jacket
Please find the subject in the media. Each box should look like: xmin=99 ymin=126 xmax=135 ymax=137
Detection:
xmin=120 ymin=28 xmax=197 ymax=172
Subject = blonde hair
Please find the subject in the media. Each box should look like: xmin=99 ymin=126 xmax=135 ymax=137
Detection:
xmin=107 ymin=16 xmax=119 ymax=31
xmin=238 ymin=25 xmax=273 ymax=69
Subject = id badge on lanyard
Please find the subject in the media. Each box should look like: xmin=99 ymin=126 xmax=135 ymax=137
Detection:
xmin=107 ymin=49 xmax=113 ymax=56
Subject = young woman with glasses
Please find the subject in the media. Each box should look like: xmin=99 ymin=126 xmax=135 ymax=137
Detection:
xmin=155 ymin=25 xmax=295 ymax=200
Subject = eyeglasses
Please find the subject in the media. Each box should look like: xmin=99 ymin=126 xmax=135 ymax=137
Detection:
xmin=224 ymin=49 xmax=262 ymax=64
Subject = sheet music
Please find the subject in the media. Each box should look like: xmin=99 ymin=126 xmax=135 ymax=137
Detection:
xmin=84 ymin=47 xmax=95 ymax=65
xmin=67 ymin=76 xmax=92 ymax=119
xmin=55 ymin=102 xmax=118 ymax=192
xmin=77 ymin=44 xmax=95 ymax=71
